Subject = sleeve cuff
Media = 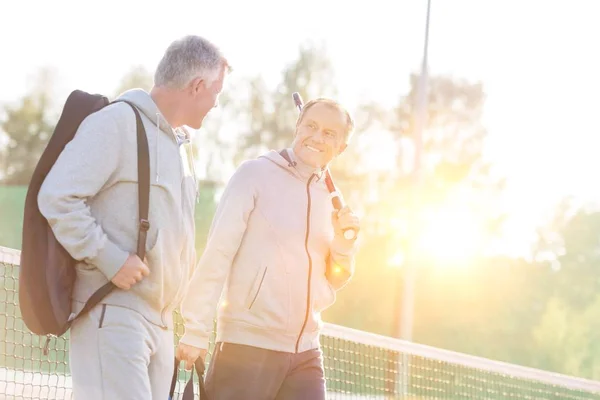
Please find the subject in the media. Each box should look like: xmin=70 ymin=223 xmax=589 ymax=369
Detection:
xmin=180 ymin=331 xmax=210 ymax=350
xmin=93 ymin=238 xmax=130 ymax=281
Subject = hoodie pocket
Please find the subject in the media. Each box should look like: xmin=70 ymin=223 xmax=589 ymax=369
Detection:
xmin=313 ymin=274 xmax=336 ymax=313
xmin=137 ymin=228 xmax=163 ymax=295
xmin=135 ymin=227 xmax=183 ymax=313
xmin=246 ymin=265 xmax=268 ymax=310
xmin=238 ymin=263 xmax=290 ymax=331
xmin=146 ymin=228 xmax=163 ymax=258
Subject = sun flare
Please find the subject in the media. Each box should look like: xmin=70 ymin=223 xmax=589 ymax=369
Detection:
xmin=415 ymin=205 xmax=484 ymax=267
xmin=387 ymin=194 xmax=488 ymax=270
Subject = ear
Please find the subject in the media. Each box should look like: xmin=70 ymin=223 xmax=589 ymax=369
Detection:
xmin=337 ymin=142 xmax=348 ymax=155
xmin=190 ymin=77 xmax=206 ymax=95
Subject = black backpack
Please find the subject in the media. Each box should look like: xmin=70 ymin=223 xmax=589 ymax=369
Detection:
xmin=18 ymin=89 xmax=151 ymax=346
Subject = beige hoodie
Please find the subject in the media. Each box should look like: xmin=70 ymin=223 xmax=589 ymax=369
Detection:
xmin=37 ymin=89 xmax=197 ymax=329
xmin=179 ymin=149 xmax=357 ymax=353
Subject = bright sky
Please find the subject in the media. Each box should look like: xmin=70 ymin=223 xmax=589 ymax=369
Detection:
xmin=2 ymin=0 xmax=600 ymax=257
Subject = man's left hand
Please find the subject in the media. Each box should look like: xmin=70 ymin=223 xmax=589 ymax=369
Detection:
xmin=176 ymin=342 xmax=207 ymax=371
xmin=332 ymin=206 xmax=360 ymax=240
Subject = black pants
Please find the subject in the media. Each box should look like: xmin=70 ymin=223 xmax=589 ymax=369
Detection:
xmin=205 ymin=342 xmax=326 ymax=400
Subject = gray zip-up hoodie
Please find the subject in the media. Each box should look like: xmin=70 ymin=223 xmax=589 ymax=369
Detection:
xmin=37 ymin=89 xmax=197 ymax=329
xmin=179 ymin=149 xmax=357 ymax=353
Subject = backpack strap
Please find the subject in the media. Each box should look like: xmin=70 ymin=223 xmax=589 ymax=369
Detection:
xmin=127 ymin=102 xmax=151 ymax=260
xmin=69 ymin=101 xmax=150 ymax=324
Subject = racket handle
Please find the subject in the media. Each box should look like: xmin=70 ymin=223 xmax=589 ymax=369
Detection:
xmin=327 ymin=177 xmax=357 ymax=241
xmin=293 ymin=92 xmax=304 ymax=112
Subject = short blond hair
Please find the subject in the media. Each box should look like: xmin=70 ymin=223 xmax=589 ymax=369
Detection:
xmin=296 ymin=98 xmax=355 ymax=141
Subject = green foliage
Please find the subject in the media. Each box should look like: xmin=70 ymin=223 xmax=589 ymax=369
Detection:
xmin=235 ymin=43 xmax=338 ymax=162
xmin=526 ymin=204 xmax=600 ymax=379
xmin=0 ymin=186 xmax=26 ymax=249
xmin=0 ymin=69 xmax=56 ymax=185
xmin=392 ymin=73 xmax=504 ymax=205
xmin=323 ymin=233 xmax=402 ymax=336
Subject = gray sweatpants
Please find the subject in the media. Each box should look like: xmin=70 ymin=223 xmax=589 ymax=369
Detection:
xmin=205 ymin=342 xmax=326 ymax=400
xmin=69 ymin=304 xmax=174 ymax=400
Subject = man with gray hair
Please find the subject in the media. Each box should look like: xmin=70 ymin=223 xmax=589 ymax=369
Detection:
xmin=37 ymin=35 xmax=229 ymax=400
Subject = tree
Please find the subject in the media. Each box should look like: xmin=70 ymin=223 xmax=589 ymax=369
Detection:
xmin=530 ymin=293 xmax=600 ymax=379
xmin=330 ymin=75 xmax=506 ymax=264
xmin=392 ymin=74 xmax=505 ymax=202
xmin=393 ymin=76 xmax=509 ymax=346
xmin=533 ymin=200 xmax=600 ymax=309
xmin=113 ymin=65 xmax=154 ymax=98
xmin=0 ymin=68 xmax=57 ymax=185
xmin=410 ymin=255 xmax=550 ymax=366
xmin=236 ymin=42 xmax=338 ymax=162
xmin=523 ymin=200 xmax=600 ymax=378
xmin=325 ymin=75 xmax=511 ymax=360
xmin=193 ymin=86 xmax=241 ymax=183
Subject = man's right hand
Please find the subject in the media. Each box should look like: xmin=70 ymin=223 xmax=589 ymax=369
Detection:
xmin=176 ymin=343 xmax=207 ymax=370
xmin=111 ymin=254 xmax=150 ymax=290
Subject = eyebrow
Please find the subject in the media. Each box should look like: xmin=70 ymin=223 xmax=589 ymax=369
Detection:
xmin=306 ymin=119 xmax=342 ymax=135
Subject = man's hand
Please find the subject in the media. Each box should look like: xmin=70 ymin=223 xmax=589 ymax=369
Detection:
xmin=332 ymin=206 xmax=360 ymax=240
xmin=110 ymin=254 xmax=150 ymax=290
xmin=176 ymin=342 xmax=207 ymax=370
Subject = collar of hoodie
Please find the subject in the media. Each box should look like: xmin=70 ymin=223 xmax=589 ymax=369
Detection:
xmin=153 ymin=113 xmax=198 ymax=199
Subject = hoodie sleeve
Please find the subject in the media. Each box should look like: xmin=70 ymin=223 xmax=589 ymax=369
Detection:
xmin=37 ymin=105 xmax=130 ymax=281
xmin=326 ymin=235 xmax=358 ymax=290
xmin=179 ymin=161 xmax=258 ymax=350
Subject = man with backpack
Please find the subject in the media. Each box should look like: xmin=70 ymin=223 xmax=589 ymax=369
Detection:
xmin=35 ymin=35 xmax=230 ymax=400
xmin=176 ymin=97 xmax=361 ymax=399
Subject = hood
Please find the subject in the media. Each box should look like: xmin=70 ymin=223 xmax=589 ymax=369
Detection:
xmin=116 ymin=88 xmax=181 ymax=140
xmin=116 ymin=88 xmax=195 ymax=184
xmin=260 ymin=149 xmax=325 ymax=183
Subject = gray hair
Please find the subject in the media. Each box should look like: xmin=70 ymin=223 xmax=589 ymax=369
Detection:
xmin=296 ymin=98 xmax=355 ymax=142
xmin=154 ymin=35 xmax=229 ymax=89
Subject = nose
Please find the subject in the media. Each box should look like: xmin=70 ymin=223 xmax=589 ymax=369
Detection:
xmin=313 ymin=130 xmax=326 ymax=143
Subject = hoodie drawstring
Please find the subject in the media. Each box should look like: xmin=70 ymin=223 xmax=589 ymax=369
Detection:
xmin=179 ymin=126 xmax=199 ymax=204
xmin=188 ymin=143 xmax=199 ymax=204
xmin=152 ymin=112 xmax=198 ymax=203
xmin=155 ymin=113 xmax=160 ymax=183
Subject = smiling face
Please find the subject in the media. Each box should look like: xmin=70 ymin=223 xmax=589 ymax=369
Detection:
xmin=292 ymin=100 xmax=351 ymax=169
